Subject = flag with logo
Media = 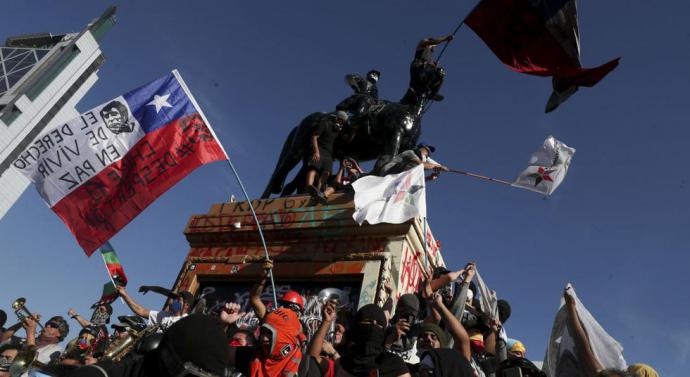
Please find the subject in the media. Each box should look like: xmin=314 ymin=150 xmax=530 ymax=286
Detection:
xmin=465 ymin=0 xmax=620 ymax=112
xmin=512 ymin=136 xmax=575 ymax=195
xmin=100 ymin=241 xmax=127 ymax=286
xmin=543 ymin=284 xmax=627 ymax=375
xmin=92 ymin=282 xmax=119 ymax=308
xmin=352 ymin=164 xmax=426 ymax=225
xmin=13 ymin=70 xmax=227 ymax=255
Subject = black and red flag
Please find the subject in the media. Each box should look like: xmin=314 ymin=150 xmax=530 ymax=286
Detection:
xmin=465 ymin=0 xmax=620 ymax=112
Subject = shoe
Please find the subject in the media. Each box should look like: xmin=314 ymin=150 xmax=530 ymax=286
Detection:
xmin=306 ymin=185 xmax=319 ymax=199
xmin=316 ymin=191 xmax=328 ymax=205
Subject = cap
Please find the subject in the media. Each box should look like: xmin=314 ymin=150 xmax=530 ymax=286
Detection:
xmin=176 ymin=291 xmax=194 ymax=307
xmin=335 ymin=110 xmax=349 ymax=122
xmin=417 ymin=143 xmax=436 ymax=153
xmin=397 ymin=294 xmax=420 ymax=316
xmin=111 ymin=322 xmax=130 ymax=330
xmin=418 ymin=323 xmax=449 ymax=348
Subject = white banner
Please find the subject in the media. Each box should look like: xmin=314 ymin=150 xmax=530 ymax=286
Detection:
xmin=352 ymin=164 xmax=426 ymax=225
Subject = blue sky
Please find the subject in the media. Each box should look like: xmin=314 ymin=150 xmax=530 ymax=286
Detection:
xmin=1 ymin=1 xmax=689 ymax=375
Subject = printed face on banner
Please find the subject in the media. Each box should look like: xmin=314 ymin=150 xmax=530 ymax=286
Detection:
xmin=99 ymin=100 xmax=136 ymax=134
xmin=12 ymin=97 xmax=144 ymax=206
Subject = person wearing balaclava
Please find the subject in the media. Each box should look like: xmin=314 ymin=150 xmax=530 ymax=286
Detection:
xmin=385 ymin=294 xmax=421 ymax=364
xmin=66 ymin=314 xmax=231 ymax=377
xmin=250 ymin=308 xmax=304 ymax=377
xmin=336 ymin=304 xmax=410 ymax=377
xmin=418 ymin=349 xmax=474 ymax=377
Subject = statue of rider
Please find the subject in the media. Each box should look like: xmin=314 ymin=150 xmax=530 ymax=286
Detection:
xmin=408 ymin=35 xmax=453 ymax=102
xmin=336 ymin=69 xmax=381 ymax=136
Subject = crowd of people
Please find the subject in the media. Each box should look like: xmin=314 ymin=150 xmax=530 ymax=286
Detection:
xmin=0 ymin=261 xmax=659 ymax=377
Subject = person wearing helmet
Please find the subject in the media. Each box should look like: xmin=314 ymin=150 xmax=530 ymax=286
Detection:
xmin=305 ymin=110 xmax=351 ymax=204
xmin=279 ymin=290 xmax=305 ymax=314
xmin=250 ymin=261 xmax=306 ymax=320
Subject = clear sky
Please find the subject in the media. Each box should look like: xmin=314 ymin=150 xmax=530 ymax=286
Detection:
xmin=1 ymin=1 xmax=689 ymax=375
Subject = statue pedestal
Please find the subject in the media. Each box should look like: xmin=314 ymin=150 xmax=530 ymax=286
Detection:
xmin=174 ymin=193 xmax=445 ymax=316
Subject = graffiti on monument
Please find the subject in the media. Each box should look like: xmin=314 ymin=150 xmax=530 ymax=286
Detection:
xmin=195 ymin=281 xmax=361 ymax=339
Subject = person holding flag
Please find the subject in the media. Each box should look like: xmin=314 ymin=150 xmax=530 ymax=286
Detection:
xmin=408 ymin=35 xmax=454 ymax=102
xmin=116 ymin=286 xmax=194 ymax=331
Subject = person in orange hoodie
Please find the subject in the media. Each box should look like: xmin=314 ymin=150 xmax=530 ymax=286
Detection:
xmin=250 ymin=308 xmax=304 ymax=377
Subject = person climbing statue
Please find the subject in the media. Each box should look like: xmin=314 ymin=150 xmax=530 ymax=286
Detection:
xmin=409 ymin=35 xmax=453 ymax=102
xmin=305 ymin=111 xmax=351 ymax=204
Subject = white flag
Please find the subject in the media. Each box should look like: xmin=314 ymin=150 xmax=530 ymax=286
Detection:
xmin=543 ymin=284 xmax=627 ymax=377
xmin=475 ymin=269 xmax=499 ymax=322
xmin=352 ymin=165 xmax=426 ymax=225
xmin=512 ymin=136 xmax=575 ymax=195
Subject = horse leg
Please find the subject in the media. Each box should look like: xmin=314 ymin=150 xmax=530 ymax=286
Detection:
xmin=373 ymin=127 xmax=403 ymax=174
xmin=261 ymin=127 xmax=300 ymax=198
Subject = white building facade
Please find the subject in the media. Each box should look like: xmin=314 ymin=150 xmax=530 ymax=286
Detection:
xmin=0 ymin=7 xmax=116 ymax=220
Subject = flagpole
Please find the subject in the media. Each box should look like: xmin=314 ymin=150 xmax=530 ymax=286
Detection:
xmin=99 ymin=244 xmax=126 ymax=305
xmin=172 ymin=69 xmax=279 ymax=308
xmin=422 ymin=217 xmax=429 ymax=270
xmin=446 ymin=168 xmax=513 ymax=186
xmin=435 ymin=0 xmax=484 ymax=63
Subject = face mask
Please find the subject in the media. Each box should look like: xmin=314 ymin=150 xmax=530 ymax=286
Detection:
xmin=0 ymin=356 xmax=12 ymax=372
xmin=78 ymin=338 xmax=90 ymax=350
xmin=353 ymin=323 xmax=385 ymax=355
xmin=91 ymin=309 xmax=110 ymax=325
xmin=170 ymin=300 xmax=183 ymax=313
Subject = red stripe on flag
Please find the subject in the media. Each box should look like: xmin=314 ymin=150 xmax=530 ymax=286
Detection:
xmin=52 ymin=113 xmax=226 ymax=255
xmin=466 ymin=0 xmax=618 ymax=86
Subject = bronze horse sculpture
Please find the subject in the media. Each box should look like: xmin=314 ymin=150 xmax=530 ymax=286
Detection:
xmin=261 ymin=85 xmax=432 ymax=199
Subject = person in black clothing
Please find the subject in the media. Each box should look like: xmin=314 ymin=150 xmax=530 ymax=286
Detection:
xmin=66 ymin=314 xmax=231 ymax=377
xmin=337 ymin=304 xmax=410 ymax=377
xmin=418 ymin=349 xmax=474 ymax=377
xmin=306 ymin=110 xmax=350 ymax=204
xmin=409 ymin=35 xmax=453 ymax=102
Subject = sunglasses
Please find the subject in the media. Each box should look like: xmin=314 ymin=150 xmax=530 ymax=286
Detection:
xmin=45 ymin=322 xmax=60 ymax=329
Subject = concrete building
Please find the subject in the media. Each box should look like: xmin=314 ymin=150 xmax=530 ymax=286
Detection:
xmin=0 ymin=7 xmax=116 ymax=220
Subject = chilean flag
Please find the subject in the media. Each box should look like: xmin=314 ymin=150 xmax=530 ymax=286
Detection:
xmin=465 ymin=0 xmax=620 ymax=112
xmin=14 ymin=71 xmax=227 ymax=255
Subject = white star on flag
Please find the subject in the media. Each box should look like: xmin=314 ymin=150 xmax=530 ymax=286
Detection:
xmin=147 ymin=93 xmax=173 ymax=113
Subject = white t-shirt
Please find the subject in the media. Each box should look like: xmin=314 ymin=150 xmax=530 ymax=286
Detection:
xmin=147 ymin=310 xmax=187 ymax=330
xmin=25 ymin=343 xmax=62 ymax=377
